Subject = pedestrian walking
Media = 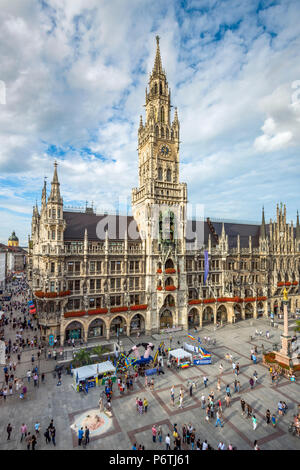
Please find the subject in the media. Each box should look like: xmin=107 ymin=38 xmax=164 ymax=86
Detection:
xmin=50 ymin=426 xmax=56 ymax=446
xmin=20 ymin=423 xmax=27 ymax=442
xmin=25 ymin=432 xmax=31 ymax=450
xmin=152 ymin=425 xmax=157 ymax=443
xmin=170 ymin=386 xmax=175 ymax=406
xmin=44 ymin=428 xmax=50 ymax=444
xmin=7 ymin=423 xmax=12 ymax=440
xmin=165 ymin=434 xmax=171 ymax=450
xmin=84 ymin=426 xmax=90 ymax=446
xmin=78 ymin=427 xmax=84 ymax=446
xmin=143 ymin=397 xmax=148 ymax=413
xmin=252 ymin=415 xmax=257 ymax=430
xmin=31 ymin=434 xmax=37 ymax=450
xmin=158 ymin=425 xmax=162 ymax=443
xmin=266 ymin=409 xmax=271 ymax=424
xmin=240 ymin=398 xmax=246 ymax=416
xmin=215 ymin=409 xmax=223 ymax=428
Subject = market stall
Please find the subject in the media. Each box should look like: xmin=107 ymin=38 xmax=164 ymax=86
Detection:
xmin=97 ymin=360 xmax=116 ymax=385
xmin=72 ymin=361 xmax=116 ymax=392
xmin=183 ymin=343 xmax=212 ymax=365
xmin=168 ymin=348 xmax=193 ymax=368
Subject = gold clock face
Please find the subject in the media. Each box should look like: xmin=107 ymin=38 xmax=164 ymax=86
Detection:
xmin=160 ymin=145 xmax=171 ymax=157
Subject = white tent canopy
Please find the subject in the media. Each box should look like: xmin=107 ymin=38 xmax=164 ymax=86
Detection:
xmin=73 ymin=361 xmax=116 ymax=381
xmin=168 ymin=348 xmax=192 ymax=361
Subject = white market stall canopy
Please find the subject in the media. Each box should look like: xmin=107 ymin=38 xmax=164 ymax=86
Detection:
xmin=73 ymin=361 xmax=116 ymax=381
xmin=184 ymin=343 xmax=199 ymax=354
xmin=168 ymin=348 xmax=192 ymax=361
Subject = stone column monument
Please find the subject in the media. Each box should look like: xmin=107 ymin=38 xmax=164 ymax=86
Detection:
xmin=274 ymin=288 xmax=292 ymax=367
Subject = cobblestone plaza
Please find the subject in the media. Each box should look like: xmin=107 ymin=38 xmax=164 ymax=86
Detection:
xmin=1 ymin=315 xmax=299 ymax=451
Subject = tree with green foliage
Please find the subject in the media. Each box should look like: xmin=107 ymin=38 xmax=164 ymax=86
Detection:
xmin=294 ymin=320 xmax=300 ymax=333
xmin=72 ymin=349 xmax=91 ymax=368
xmin=92 ymin=345 xmax=110 ymax=361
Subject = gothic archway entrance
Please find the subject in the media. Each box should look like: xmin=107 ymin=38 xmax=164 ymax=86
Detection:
xmin=245 ymin=303 xmax=254 ymax=319
xmin=217 ymin=305 xmax=227 ymax=323
xmin=202 ymin=306 xmax=214 ymax=324
xmin=234 ymin=303 xmax=242 ymax=322
xmin=65 ymin=321 xmax=83 ymax=341
xmin=110 ymin=316 xmax=127 ymax=337
xmin=188 ymin=308 xmax=200 ymax=328
xmin=88 ymin=318 xmax=105 ymax=339
xmin=160 ymin=309 xmax=173 ymax=329
xmin=130 ymin=314 xmax=145 ymax=334
xmin=257 ymin=301 xmax=264 ymax=317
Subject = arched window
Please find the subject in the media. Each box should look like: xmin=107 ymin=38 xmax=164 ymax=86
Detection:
xmin=161 ymin=107 xmax=164 ymax=123
xmin=161 ymin=127 xmax=164 ymax=138
xmin=154 ymin=83 xmax=157 ymax=94
xmin=166 ymin=168 xmax=171 ymax=182
xmin=166 ymin=128 xmax=169 ymax=139
xmin=155 ymin=126 xmax=159 ymax=137
xmin=160 ymin=82 xmax=162 ymax=95
xmin=158 ymin=167 xmax=163 ymax=180
xmin=171 ymin=129 xmax=174 ymax=139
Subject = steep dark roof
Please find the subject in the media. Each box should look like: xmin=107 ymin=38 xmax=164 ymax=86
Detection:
xmin=63 ymin=211 xmax=271 ymax=249
xmin=211 ymin=222 xmax=262 ymax=248
xmin=63 ymin=212 xmax=141 ymax=241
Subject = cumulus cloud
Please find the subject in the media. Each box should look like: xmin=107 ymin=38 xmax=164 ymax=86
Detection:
xmin=1 ymin=0 xmax=300 ymax=244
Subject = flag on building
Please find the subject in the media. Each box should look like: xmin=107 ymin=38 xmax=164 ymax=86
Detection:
xmin=204 ymin=250 xmax=209 ymax=284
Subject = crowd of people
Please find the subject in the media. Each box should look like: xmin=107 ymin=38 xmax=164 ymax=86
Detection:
xmin=1 ymin=275 xmax=58 ymax=449
xmin=1 ymin=273 xmax=299 ymax=451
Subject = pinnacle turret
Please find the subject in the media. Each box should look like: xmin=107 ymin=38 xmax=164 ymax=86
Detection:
xmin=260 ymin=206 xmax=266 ymax=240
xmin=48 ymin=161 xmax=63 ymax=204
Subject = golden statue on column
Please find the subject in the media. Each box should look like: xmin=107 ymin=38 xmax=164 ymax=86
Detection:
xmin=283 ymin=287 xmax=288 ymax=302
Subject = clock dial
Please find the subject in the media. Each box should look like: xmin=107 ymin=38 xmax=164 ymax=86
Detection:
xmin=160 ymin=145 xmax=170 ymax=156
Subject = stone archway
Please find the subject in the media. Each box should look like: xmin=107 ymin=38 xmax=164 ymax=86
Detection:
xmin=257 ymin=301 xmax=264 ymax=317
xmin=160 ymin=309 xmax=173 ymax=329
xmin=164 ymin=294 xmax=175 ymax=307
xmin=202 ymin=306 xmax=214 ymax=324
xmin=130 ymin=314 xmax=145 ymax=334
xmin=234 ymin=303 xmax=242 ymax=322
xmin=87 ymin=317 xmax=106 ymax=339
xmin=217 ymin=305 xmax=228 ymax=323
xmin=188 ymin=308 xmax=200 ymax=328
xmin=245 ymin=302 xmax=254 ymax=318
xmin=109 ymin=316 xmax=127 ymax=337
xmin=165 ymin=258 xmax=174 ymax=269
xmin=65 ymin=321 xmax=84 ymax=341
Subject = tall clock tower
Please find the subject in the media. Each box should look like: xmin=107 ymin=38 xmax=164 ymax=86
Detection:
xmin=132 ymin=36 xmax=188 ymax=334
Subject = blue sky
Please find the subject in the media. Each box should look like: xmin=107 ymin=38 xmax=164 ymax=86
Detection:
xmin=0 ymin=0 xmax=300 ymax=244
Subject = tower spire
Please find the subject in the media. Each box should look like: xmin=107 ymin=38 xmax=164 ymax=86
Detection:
xmin=296 ymin=210 xmax=300 ymax=242
xmin=153 ymin=35 xmax=163 ymax=75
xmin=260 ymin=206 xmax=266 ymax=240
xmin=48 ymin=161 xmax=62 ymax=203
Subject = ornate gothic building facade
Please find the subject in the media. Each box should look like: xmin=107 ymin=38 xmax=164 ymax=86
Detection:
xmin=27 ymin=38 xmax=300 ymax=345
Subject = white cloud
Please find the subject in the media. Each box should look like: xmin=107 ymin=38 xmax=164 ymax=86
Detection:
xmin=1 ymin=0 xmax=300 ymax=244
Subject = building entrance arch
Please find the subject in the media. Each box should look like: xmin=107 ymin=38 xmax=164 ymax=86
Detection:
xmin=217 ymin=305 xmax=227 ymax=323
xmin=188 ymin=308 xmax=200 ymax=328
xmin=245 ymin=303 xmax=254 ymax=318
xmin=202 ymin=306 xmax=214 ymax=324
xmin=88 ymin=318 xmax=106 ymax=339
xmin=160 ymin=309 xmax=173 ymax=329
xmin=65 ymin=321 xmax=83 ymax=341
xmin=234 ymin=303 xmax=242 ymax=322
xmin=130 ymin=314 xmax=145 ymax=334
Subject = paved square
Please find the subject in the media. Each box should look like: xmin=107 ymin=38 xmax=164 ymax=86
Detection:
xmin=1 ymin=318 xmax=300 ymax=450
